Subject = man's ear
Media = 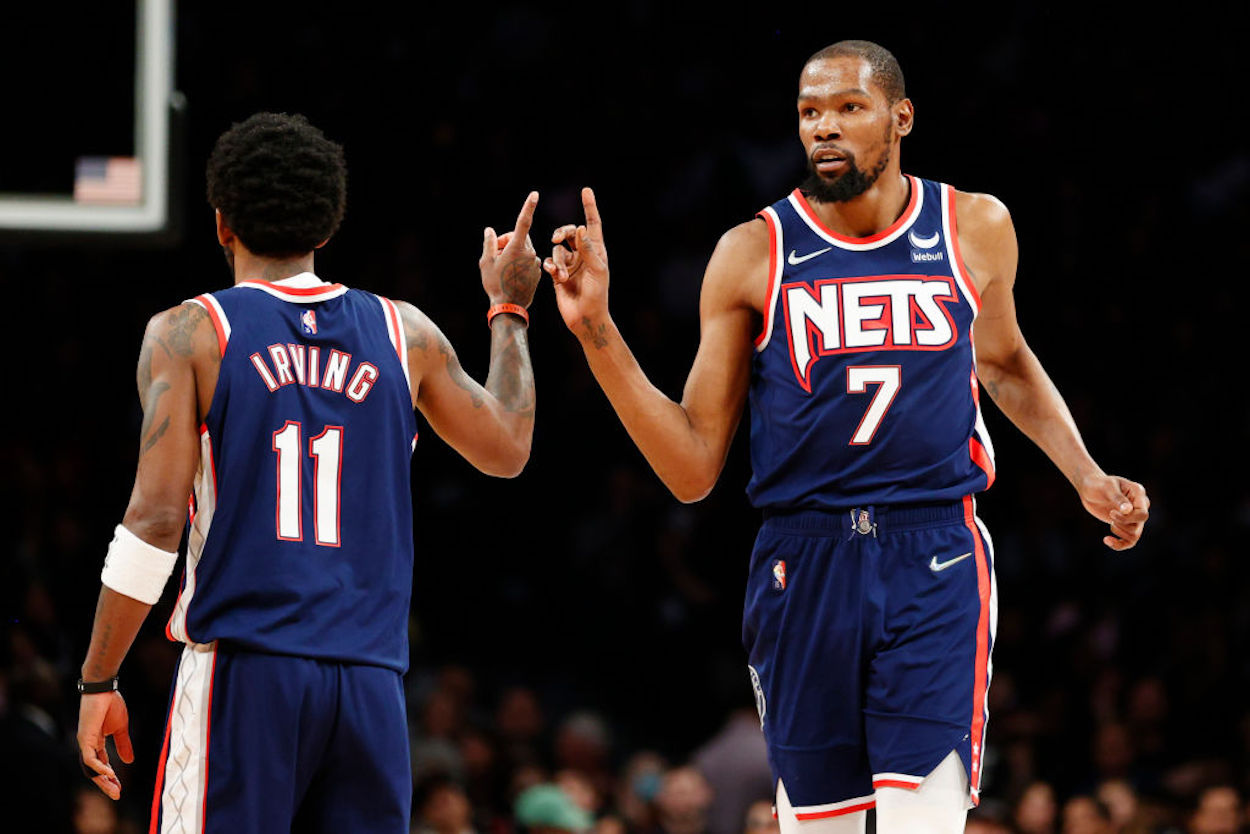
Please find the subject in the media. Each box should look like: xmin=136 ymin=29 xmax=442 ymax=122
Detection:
xmin=894 ymin=98 xmax=914 ymax=138
xmin=215 ymin=210 xmax=234 ymax=247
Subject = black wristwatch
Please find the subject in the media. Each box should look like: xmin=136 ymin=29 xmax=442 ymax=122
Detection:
xmin=77 ymin=676 xmax=120 ymax=694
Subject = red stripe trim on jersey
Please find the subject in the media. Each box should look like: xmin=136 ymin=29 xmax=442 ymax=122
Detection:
xmin=200 ymin=647 xmax=218 ymax=834
xmin=873 ymin=779 xmax=921 ymax=790
xmin=755 ymin=211 xmax=780 ymax=348
xmin=148 ymin=686 xmax=176 ymax=834
xmin=238 ymin=280 xmax=345 ymax=297
xmin=202 ymin=424 xmax=218 ymax=494
xmin=970 ymin=437 xmax=996 ymax=489
xmin=382 ymin=297 xmax=405 ymax=364
xmin=945 ymin=186 xmax=983 ymax=311
xmin=968 ymin=371 xmax=995 ymax=488
xmin=168 ymin=426 xmax=216 ymax=645
xmin=963 ymin=495 xmax=991 ymax=804
xmin=790 ymin=175 xmax=919 ymax=245
xmin=794 ymin=800 xmax=876 ymax=820
xmin=164 ymin=567 xmax=185 ymax=641
xmin=194 ymin=296 xmax=228 ymax=358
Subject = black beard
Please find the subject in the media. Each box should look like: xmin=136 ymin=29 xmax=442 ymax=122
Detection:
xmin=801 ymin=143 xmax=891 ymax=204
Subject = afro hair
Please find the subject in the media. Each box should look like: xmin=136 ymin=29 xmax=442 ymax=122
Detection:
xmin=206 ymin=112 xmax=347 ymax=257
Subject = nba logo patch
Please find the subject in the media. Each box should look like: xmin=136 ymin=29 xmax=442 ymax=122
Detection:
xmin=772 ymin=559 xmax=787 ymax=591
xmin=301 ymin=309 xmax=317 ymax=335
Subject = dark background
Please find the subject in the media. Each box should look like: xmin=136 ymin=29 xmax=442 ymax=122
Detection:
xmin=1 ymin=2 xmax=1247 ymax=833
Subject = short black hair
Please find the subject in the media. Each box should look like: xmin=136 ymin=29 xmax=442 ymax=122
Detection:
xmin=804 ymin=40 xmax=906 ymax=103
xmin=206 ymin=112 xmax=347 ymax=257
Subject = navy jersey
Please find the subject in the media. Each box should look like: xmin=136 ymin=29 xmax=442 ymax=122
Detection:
xmin=166 ymin=274 xmax=418 ymax=672
xmin=747 ymin=176 xmax=995 ymax=509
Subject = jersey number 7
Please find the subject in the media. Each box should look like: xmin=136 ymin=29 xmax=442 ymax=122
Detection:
xmin=846 ymin=365 xmax=901 ymax=445
xmin=272 ymin=421 xmax=343 ymax=546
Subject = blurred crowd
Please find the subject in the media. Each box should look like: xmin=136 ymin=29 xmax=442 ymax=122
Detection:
xmin=2 ymin=2 xmax=1248 ymax=833
xmin=5 ymin=642 xmax=1250 ymax=834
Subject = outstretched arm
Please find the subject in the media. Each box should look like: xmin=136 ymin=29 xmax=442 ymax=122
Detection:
xmin=544 ymin=188 xmax=762 ymax=502
xmin=963 ymin=191 xmax=1149 ymax=550
xmin=78 ymin=303 xmax=215 ymax=799
xmin=398 ymin=193 xmax=541 ymax=477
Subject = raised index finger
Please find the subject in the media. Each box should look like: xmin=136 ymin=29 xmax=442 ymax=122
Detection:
xmin=581 ymin=187 xmax=603 ymax=238
xmin=512 ymin=191 xmax=539 ymax=239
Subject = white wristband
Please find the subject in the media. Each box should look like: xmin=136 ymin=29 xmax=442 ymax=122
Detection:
xmin=100 ymin=524 xmax=178 ymax=605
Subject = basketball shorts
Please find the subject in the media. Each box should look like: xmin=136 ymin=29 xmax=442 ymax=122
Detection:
xmin=149 ymin=642 xmax=411 ymax=834
xmin=742 ymin=497 xmax=995 ymax=818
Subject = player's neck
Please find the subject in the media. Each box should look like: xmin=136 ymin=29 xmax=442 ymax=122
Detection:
xmin=231 ymin=251 xmax=317 ymax=286
xmin=808 ymin=171 xmax=910 ymax=239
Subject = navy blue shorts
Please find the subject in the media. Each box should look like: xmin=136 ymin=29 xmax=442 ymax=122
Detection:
xmin=150 ymin=642 xmax=411 ymax=833
xmin=742 ymin=498 xmax=995 ymax=819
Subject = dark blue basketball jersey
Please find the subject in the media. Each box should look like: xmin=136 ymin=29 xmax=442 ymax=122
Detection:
xmin=166 ymin=274 xmax=418 ymax=672
xmin=747 ymin=176 xmax=995 ymax=509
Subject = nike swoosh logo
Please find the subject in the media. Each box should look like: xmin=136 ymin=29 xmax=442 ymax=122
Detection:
xmin=929 ymin=552 xmax=972 ymax=572
xmin=908 ymin=230 xmax=940 ymax=249
xmin=788 ymin=247 xmax=832 ymax=266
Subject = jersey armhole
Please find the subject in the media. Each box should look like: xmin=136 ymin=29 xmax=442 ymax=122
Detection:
xmin=375 ymin=295 xmax=414 ymax=394
xmin=185 ymin=294 xmax=231 ymax=357
xmin=940 ymin=185 xmax=983 ymax=315
xmin=755 ymin=208 xmax=785 ymax=351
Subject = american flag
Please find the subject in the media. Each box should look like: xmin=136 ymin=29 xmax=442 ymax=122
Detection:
xmin=73 ymin=156 xmax=142 ymax=205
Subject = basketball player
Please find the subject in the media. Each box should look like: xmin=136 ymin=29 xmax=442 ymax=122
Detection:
xmin=75 ymin=113 xmax=541 ymax=832
xmin=544 ymin=42 xmax=1149 ymax=834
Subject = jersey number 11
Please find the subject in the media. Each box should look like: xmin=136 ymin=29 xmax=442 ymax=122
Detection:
xmin=272 ymin=421 xmax=343 ymax=546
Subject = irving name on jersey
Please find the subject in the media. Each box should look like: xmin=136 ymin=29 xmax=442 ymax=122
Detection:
xmin=248 ymin=341 xmax=382 ymax=403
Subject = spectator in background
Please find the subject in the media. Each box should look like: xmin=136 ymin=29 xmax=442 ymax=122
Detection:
xmin=516 ymin=783 xmax=593 ymax=834
xmin=458 ymin=724 xmax=504 ymax=820
xmin=498 ymin=686 xmax=547 ymax=769
xmin=412 ymin=687 xmax=468 ymax=782
xmin=742 ymin=799 xmax=778 ymax=834
xmin=511 ymin=764 xmax=552 ymax=809
xmin=72 ymin=786 xmax=124 ymax=834
xmin=1016 ymin=781 xmax=1059 ymax=834
xmin=1189 ymin=785 xmax=1242 ymax=834
xmin=1092 ymin=723 xmax=1137 ymax=786
xmin=413 ymin=774 xmax=476 ymax=834
xmin=1096 ymin=779 xmax=1152 ymax=834
xmin=616 ymin=751 xmax=667 ymax=833
xmin=1063 ymin=796 xmax=1113 ymax=834
xmin=655 ymin=767 xmax=713 ymax=834
xmin=554 ymin=711 xmax=614 ymax=806
xmin=0 ymin=653 xmax=77 ymax=834
xmin=557 ymin=768 xmax=601 ymax=815
xmin=693 ymin=708 xmax=772 ymax=834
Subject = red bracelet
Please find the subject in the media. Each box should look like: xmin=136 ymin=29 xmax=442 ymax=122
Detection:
xmin=487 ymin=303 xmax=529 ymax=327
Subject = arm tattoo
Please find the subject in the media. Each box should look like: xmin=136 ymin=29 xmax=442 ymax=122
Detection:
xmin=405 ymin=323 xmax=429 ymax=353
xmin=984 ymin=380 xmax=1000 ymax=400
xmin=143 ymin=417 xmax=171 ymax=453
xmin=580 ymin=316 xmax=609 ymax=350
xmin=485 ymin=318 xmax=535 ymax=417
xmin=137 ymin=326 xmax=174 ymax=396
xmin=139 ymin=381 xmax=172 ymax=455
xmin=83 ymin=620 xmax=114 ymax=681
xmin=500 ymin=256 xmax=536 ymax=303
xmin=166 ymin=304 xmax=207 ymax=357
xmin=438 ymin=334 xmax=486 ymax=408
